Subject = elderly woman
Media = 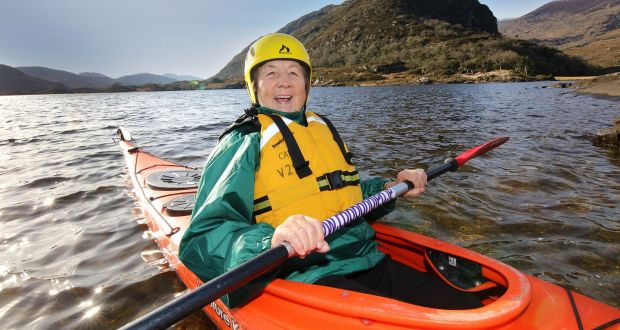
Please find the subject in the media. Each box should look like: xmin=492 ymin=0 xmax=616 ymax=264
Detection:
xmin=179 ymin=33 xmax=479 ymax=309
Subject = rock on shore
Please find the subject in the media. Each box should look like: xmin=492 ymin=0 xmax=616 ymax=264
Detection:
xmin=595 ymin=117 xmax=620 ymax=148
xmin=573 ymin=72 xmax=620 ymax=97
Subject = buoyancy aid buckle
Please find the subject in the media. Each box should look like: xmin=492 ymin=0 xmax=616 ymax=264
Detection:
xmin=326 ymin=170 xmax=345 ymax=190
xmin=316 ymin=170 xmax=360 ymax=191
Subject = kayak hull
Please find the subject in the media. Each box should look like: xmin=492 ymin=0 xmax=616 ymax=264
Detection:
xmin=117 ymin=128 xmax=619 ymax=330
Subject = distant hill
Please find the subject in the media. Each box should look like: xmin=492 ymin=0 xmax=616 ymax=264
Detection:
xmin=9 ymin=66 xmax=194 ymax=92
xmin=16 ymin=66 xmax=114 ymax=88
xmin=0 ymin=65 xmax=66 ymax=95
xmin=499 ymin=0 xmax=620 ymax=69
xmin=164 ymin=73 xmax=203 ymax=81
xmin=114 ymin=73 xmax=178 ymax=86
xmin=211 ymin=0 xmax=595 ymax=86
xmin=1 ymin=63 xmax=209 ymax=95
xmin=79 ymin=72 xmax=115 ymax=80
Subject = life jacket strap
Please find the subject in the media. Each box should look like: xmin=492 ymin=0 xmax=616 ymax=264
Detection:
xmin=252 ymin=169 xmax=360 ymax=217
xmin=316 ymin=170 xmax=360 ymax=191
xmin=266 ymin=114 xmax=313 ymax=179
xmin=252 ymin=195 xmax=272 ymax=218
xmin=316 ymin=114 xmax=354 ymax=165
xmin=219 ymin=106 xmax=260 ymax=140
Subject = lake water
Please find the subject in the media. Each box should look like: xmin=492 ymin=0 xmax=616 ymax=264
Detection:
xmin=0 ymin=82 xmax=618 ymax=328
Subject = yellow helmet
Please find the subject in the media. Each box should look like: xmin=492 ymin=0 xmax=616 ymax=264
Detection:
xmin=244 ymin=33 xmax=312 ymax=105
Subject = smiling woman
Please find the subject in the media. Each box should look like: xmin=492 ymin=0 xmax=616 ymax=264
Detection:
xmin=254 ymin=60 xmax=308 ymax=113
xmin=244 ymin=32 xmax=313 ymax=112
xmin=176 ymin=33 xmax=478 ymax=314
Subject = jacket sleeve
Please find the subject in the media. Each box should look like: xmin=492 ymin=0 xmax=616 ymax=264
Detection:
xmin=179 ymin=129 xmax=277 ymax=307
xmin=360 ymin=177 xmax=396 ymax=221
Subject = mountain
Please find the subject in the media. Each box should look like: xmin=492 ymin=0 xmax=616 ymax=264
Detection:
xmin=15 ymin=67 xmax=187 ymax=89
xmin=16 ymin=66 xmax=114 ymax=88
xmin=164 ymin=73 xmax=203 ymax=81
xmin=499 ymin=0 xmax=620 ymax=69
xmin=211 ymin=0 xmax=595 ymax=86
xmin=79 ymin=72 xmax=115 ymax=79
xmin=2 ymin=63 xmax=207 ymax=94
xmin=115 ymin=73 xmax=178 ymax=86
xmin=0 ymin=65 xmax=66 ymax=95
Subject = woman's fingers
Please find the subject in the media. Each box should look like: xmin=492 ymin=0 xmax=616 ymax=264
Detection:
xmin=307 ymin=216 xmax=330 ymax=253
xmin=397 ymin=168 xmax=427 ymax=197
xmin=315 ymin=240 xmax=331 ymax=253
xmin=271 ymin=214 xmax=330 ymax=257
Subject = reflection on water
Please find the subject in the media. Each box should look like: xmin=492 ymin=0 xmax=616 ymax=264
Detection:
xmin=0 ymin=83 xmax=618 ymax=328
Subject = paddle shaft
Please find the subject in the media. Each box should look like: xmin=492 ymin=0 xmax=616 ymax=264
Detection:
xmin=320 ymin=158 xmax=457 ymax=236
xmin=120 ymin=245 xmax=291 ymax=330
xmin=120 ymin=137 xmax=508 ymax=330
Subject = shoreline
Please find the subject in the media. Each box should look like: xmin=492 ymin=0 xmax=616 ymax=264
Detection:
xmin=572 ymin=72 xmax=620 ymax=97
xmin=2 ymin=72 xmax=617 ymax=97
xmin=310 ymin=69 xmax=549 ymax=87
xmin=554 ymin=76 xmax=598 ymax=81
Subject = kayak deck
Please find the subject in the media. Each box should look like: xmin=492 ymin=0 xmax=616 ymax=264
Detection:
xmin=117 ymin=128 xmax=620 ymax=329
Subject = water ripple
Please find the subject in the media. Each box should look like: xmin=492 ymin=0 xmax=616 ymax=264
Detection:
xmin=0 ymin=84 xmax=618 ymax=328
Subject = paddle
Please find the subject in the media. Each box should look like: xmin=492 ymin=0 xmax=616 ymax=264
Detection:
xmin=120 ymin=136 xmax=510 ymax=330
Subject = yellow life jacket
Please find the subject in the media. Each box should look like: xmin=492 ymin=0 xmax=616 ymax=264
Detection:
xmin=253 ymin=112 xmax=363 ymax=227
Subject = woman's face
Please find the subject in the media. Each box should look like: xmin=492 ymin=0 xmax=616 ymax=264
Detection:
xmin=255 ymin=60 xmax=307 ymax=113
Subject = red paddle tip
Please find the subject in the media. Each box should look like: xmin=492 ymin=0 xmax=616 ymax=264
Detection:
xmin=454 ymin=136 xmax=510 ymax=167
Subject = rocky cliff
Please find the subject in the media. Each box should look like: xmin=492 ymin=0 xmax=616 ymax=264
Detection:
xmin=499 ymin=0 xmax=620 ymax=69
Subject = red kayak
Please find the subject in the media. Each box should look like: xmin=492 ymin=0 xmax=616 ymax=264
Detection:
xmin=117 ymin=127 xmax=620 ymax=329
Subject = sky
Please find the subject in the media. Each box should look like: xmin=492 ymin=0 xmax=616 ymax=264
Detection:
xmin=0 ymin=0 xmax=553 ymax=79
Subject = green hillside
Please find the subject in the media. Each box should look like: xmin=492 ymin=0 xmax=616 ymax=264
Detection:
xmin=0 ymin=65 xmax=67 ymax=95
xmin=211 ymin=0 xmax=596 ymax=86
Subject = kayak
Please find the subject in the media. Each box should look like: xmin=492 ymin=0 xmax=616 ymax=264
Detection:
xmin=116 ymin=127 xmax=620 ymax=329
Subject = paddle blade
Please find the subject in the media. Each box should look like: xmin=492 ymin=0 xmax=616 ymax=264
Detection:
xmin=454 ymin=136 xmax=509 ymax=167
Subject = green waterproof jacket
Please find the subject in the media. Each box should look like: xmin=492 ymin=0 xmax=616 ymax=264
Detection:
xmin=179 ymin=106 xmax=396 ymax=307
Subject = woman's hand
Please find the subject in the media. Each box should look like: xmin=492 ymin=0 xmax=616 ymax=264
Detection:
xmin=271 ymin=214 xmax=330 ymax=258
xmin=385 ymin=168 xmax=427 ymax=197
